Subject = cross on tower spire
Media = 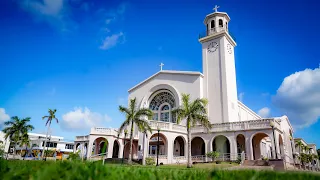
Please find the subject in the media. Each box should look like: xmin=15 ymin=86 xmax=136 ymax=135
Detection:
xmin=213 ymin=5 xmax=220 ymax=12
xmin=159 ymin=63 xmax=164 ymax=71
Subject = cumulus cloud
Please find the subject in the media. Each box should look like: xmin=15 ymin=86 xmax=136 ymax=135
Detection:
xmin=17 ymin=0 xmax=73 ymax=31
xmin=238 ymin=92 xmax=245 ymax=102
xmin=258 ymin=107 xmax=270 ymax=118
xmin=61 ymin=107 xmax=112 ymax=131
xmin=272 ymin=67 xmax=320 ymax=127
xmin=99 ymin=32 xmax=124 ymax=50
xmin=0 ymin=108 xmax=10 ymax=127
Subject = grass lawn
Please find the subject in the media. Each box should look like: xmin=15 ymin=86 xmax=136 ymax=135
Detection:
xmin=1 ymin=159 xmax=319 ymax=180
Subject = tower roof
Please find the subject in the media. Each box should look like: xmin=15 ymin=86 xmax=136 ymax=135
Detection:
xmin=204 ymin=12 xmax=230 ymax=24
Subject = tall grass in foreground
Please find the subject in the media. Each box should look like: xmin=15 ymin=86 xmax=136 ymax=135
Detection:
xmin=1 ymin=160 xmax=319 ymax=180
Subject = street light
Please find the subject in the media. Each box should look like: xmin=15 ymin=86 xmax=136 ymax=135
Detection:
xmin=270 ymin=121 xmax=278 ymax=159
xmin=156 ymin=126 xmax=160 ymax=166
xmin=122 ymin=130 xmax=128 ymax=164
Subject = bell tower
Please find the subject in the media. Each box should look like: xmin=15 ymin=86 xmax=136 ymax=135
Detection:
xmin=199 ymin=6 xmax=239 ymax=124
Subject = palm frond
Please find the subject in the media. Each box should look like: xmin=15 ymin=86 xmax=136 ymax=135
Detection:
xmin=119 ymin=106 xmax=131 ymax=116
xmin=135 ymin=119 xmax=152 ymax=134
xmin=119 ymin=119 xmax=130 ymax=133
xmin=172 ymin=108 xmax=186 ymax=124
xmin=181 ymin=94 xmax=190 ymax=112
xmin=129 ymin=98 xmax=137 ymax=114
xmin=135 ymin=108 xmax=153 ymax=120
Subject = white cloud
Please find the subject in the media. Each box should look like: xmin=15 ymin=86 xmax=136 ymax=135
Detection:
xmin=61 ymin=107 xmax=112 ymax=131
xmin=238 ymin=92 xmax=245 ymax=102
xmin=17 ymin=0 xmax=71 ymax=30
xmin=99 ymin=32 xmax=124 ymax=50
xmin=272 ymin=67 xmax=320 ymax=127
xmin=258 ymin=107 xmax=271 ymax=118
xmin=0 ymin=108 xmax=10 ymax=126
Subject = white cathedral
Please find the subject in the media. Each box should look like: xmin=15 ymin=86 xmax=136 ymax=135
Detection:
xmin=74 ymin=7 xmax=309 ymax=169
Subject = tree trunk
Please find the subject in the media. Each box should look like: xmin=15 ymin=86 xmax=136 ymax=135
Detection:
xmin=142 ymin=132 xmax=146 ymax=165
xmin=128 ymin=121 xmax=134 ymax=164
xmin=187 ymin=127 xmax=192 ymax=168
xmin=13 ymin=142 xmax=16 ymax=159
xmin=23 ymin=146 xmax=27 ymax=160
xmin=41 ymin=122 xmax=51 ymax=159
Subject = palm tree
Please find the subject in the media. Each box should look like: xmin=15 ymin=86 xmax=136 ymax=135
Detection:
xmin=138 ymin=123 xmax=149 ymax=165
xmin=41 ymin=109 xmax=59 ymax=159
xmin=295 ymin=140 xmax=303 ymax=154
xmin=172 ymin=94 xmax=212 ymax=168
xmin=20 ymin=133 xmax=30 ymax=160
xmin=2 ymin=116 xmax=34 ymax=158
xmin=118 ymin=98 xmax=153 ymax=164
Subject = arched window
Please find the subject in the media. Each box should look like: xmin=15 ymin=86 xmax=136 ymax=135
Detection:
xmin=160 ymin=105 xmax=170 ymax=122
xmin=226 ymin=22 xmax=228 ymax=30
xmin=211 ymin=20 xmax=215 ymax=29
xmin=149 ymin=91 xmax=176 ymax=123
xmin=219 ymin=19 xmax=223 ymax=27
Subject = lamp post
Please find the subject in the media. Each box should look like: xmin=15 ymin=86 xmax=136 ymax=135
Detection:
xmin=270 ymin=121 xmax=278 ymax=159
xmin=122 ymin=130 xmax=128 ymax=164
xmin=156 ymin=126 xmax=160 ymax=166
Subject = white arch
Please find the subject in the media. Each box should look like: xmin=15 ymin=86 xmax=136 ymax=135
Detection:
xmin=139 ymin=84 xmax=181 ymax=109
xmin=172 ymin=136 xmax=187 ymax=156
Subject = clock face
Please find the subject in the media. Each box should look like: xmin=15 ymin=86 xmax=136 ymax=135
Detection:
xmin=227 ymin=44 xmax=232 ymax=54
xmin=207 ymin=42 xmax=218 ymax=53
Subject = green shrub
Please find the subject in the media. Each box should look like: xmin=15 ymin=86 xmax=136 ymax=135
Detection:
xmin=206 ymin=151 xmax=220 ymax=162
xmin=67 ymin=151 xmax=80 ymax=161
xmin=235 ymin=156 xmax=242 ymax=164
xmin=145 ymin=157 xmax=155 ymax=165
xmin=44 ymin=150 xmax=55 ymax=157
xmin=1 ymin=159 xmax=320 ymax=180
xmin=0 ymin=143 xmax=4 ymax=159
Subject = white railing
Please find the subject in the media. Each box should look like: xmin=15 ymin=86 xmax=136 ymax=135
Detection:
xmin=148 ymin=154 xmax=168 ymax=159
xmin=191 ymin=155 xmax=206 ymax=162
xmin=91 ymin=127 xmax=119 ymax=136
xmin=75 ymin=135 xmax=90 ymax=141
xmin=192 ymin=119 xmax=281 ymax=133
xmin=148 ymin=120 xmax=187 ymax=133
xmin=173 ymin=155 xmax=186 ymax=160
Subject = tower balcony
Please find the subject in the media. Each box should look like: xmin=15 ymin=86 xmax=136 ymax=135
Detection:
xmin=198 ymin=26 xmax=236 ymax=41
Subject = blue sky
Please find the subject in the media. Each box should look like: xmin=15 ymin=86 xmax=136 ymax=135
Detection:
xmin=0 ymin=0 xmax=319 ymax=145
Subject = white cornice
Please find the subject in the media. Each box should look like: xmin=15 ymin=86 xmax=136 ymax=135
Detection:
xmin=128 ymin=70 xmax=204 ymax=93
xmin=204 ymin=12 xmax=231 ymax=24
xmin=199 ymin=31 xmax=236 ymax=47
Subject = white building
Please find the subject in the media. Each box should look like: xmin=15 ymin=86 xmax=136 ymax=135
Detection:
xmin=6 ymin=133 xmax=74 ymax=159
xmin=0 ymin=131 xmax=10 ymax=153
xmin=74 ymin=7 xmax=317 ymax=169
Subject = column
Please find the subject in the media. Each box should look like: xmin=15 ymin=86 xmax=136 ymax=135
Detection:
xmin=86 ymin=139 xmax=93 ymax=159
xmin=245 ymin=132 xmax=252 ymax=160
xmin=107 ymin=138 xmax=114 ymax=158
xmin=167 ymin=136 xmax=173 ymax=164
xmin=269 ymin=131 xmax=277 ymax=160
xmin=230 ymin=135 xmax=237 ymax=161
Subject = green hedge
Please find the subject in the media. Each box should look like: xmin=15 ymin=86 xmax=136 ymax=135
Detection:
xmin=1 ymin=160 xmax=319 ymax=180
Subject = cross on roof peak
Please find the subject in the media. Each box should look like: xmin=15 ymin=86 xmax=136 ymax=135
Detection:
xmin=159 ymin=63 xmax=164 ymax=71
xmin=213 ymin=5 xmax=220 ymax=12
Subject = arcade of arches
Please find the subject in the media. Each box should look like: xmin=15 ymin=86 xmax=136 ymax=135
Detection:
xmin=79 ymin=131 xmax=287 ymax=163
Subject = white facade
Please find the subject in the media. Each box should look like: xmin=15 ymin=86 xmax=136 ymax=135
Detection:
xmin=74 ymin=7 xmax=318 ymax=169
xmin=0 ymin=131 xmax=10 ymax=153
xmin=12 ymin=133 xmax=74 ymax=155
